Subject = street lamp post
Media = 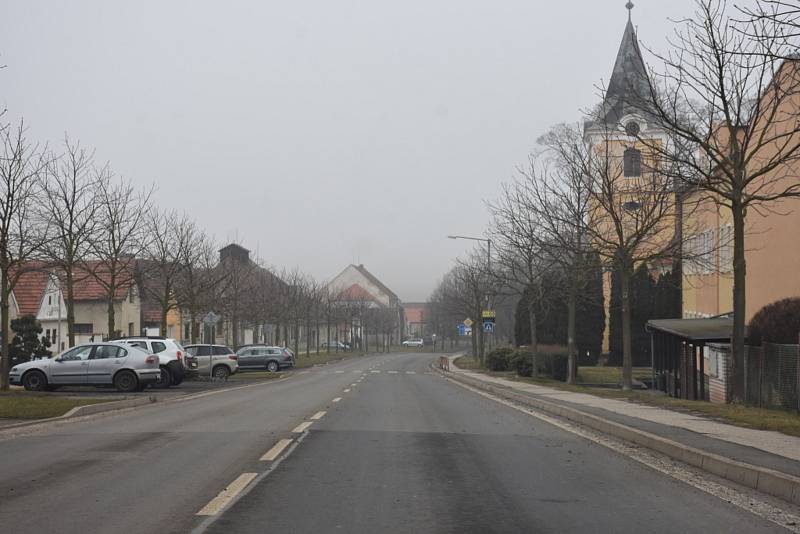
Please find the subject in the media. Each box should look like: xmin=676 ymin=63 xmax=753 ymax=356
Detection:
xmin=447 ymin=234 xmax=492 ymax=355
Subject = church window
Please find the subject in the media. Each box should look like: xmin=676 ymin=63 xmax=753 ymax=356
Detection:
xmin=624 ymin=148 xmax=641 ymax=177
xmin=625 ymin=121 xmax=641 ymax=137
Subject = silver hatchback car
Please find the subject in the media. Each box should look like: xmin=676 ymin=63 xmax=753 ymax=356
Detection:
xmin=9 ymin=342 xmax=161 ymax=393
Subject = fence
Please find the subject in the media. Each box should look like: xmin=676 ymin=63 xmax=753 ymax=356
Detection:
xmin=736 ymin=343 xmax=800 ymax=411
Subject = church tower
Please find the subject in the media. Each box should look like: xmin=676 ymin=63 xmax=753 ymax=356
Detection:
xmin=585 ymin=3 xmax=675 ymax=354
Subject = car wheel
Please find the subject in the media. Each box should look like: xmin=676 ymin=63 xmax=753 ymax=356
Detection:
xmin=23 ymin=370 xmax=47 ymax=392
xmin=156 ymin=367 xmax=172 ymax=388
xmin=212 ymin=365 xmax=230 ymax=380
xmin=113 ymin=370 xmax=139 ymax=393
xmin=172 ymin=374 xmax=184 ymax=386
xmin=266 ymin=360 xmax=279 ymax=373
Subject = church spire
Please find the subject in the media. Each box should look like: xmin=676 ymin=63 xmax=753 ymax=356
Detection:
xmin=597 ymin=2 xmax=652 ymax=126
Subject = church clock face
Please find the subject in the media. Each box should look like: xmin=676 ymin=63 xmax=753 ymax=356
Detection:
xmin=625 ymin=120 xmax=641 ymax=136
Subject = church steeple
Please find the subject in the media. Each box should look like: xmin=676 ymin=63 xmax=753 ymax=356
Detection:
xmin=598 ymin=3 xmax=652 ymax=126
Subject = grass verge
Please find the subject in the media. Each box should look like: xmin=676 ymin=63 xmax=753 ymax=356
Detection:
xmin=453 ymin=356 xmax=800 ymax=438
xmin=233 ymin=371 xmax=286 ymax=380
xmin=0 ymin=392 xmax=112 ymax=420
xmin=293 ymin=350 xmax=368 ymax=368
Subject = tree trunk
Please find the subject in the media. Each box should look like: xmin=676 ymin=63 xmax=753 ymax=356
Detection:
xmin=1 ymin=267 xmax=10 ymax=391
xmin=528 ymin=295 xmax=538 ymax=378
xmin=190 ymin=310 xmax=198 ymax=344
xmin=731 ymin=202 xmax=747 ymax=398
xmin=566 ymin=280 xmax=578 ymax=384
xmin=621 ymin=265 xmax=633 ymax=390
xmin=66 ymin=270 xmax=76 ymax=348
xmin=107 ymin=295 xmax=116 ymax=341
xmin=160 ymin=304 xmax=169 ymax=337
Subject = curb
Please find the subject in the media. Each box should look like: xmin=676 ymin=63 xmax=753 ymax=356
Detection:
xmin=440 ymin=366 xmax=800 ymax=506
xmin=0 ymin=396 xmax=159 ymax=431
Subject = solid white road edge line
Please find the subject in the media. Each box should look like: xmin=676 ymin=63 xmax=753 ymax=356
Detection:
xmin=196 ymin=472 xmax=258 ymax=516
xmin=260 ymin=438 xmax=293 ymax=461
xmin=292 ymin=421 xmax=313 ymax=433
xmin=446 ymin=377 xmax=800 ymax=533
xmin=310 ymin=411 xmax=326 ymax=420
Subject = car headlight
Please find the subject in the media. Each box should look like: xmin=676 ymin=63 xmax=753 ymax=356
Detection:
xmin=10 ymin=367 xmax=17 ymax=373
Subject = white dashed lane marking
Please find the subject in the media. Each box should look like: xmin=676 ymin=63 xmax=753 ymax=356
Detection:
xmin=343 ymin=389 xmax=351 ymax=393
xmin=196 ymin=473 xmax=258 ymax=516
xmin=260 ymin=439 xmax=293 ymax=461
xmin=292 ymin=422 xmax=313 ymax=433
xmin=310 ymin=411 xmax=326 ymax=420
xmin=406 ymin=371 xmax=416 ymax=374
xmin=370 ymin=370 xmax=381 ymax=374
xmin=332 ymin=397 xmax=342 ymax=403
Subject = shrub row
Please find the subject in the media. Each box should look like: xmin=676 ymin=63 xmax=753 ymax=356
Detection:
xmin=485 ymin=347 xmax=568 ymax=381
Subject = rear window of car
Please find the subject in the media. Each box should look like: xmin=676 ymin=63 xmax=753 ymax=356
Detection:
xmin=186 ymin=346 xmax=212 ymax=356
xmin=212 ymin=346 xmax=232 ymax=355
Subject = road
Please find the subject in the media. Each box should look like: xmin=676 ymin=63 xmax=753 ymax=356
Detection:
xmin=0 ymin=352 xmax=790 ymax=533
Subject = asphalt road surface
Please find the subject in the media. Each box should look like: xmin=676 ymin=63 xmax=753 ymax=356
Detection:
xmin=0 ymin=352 xmax=790 ymax=533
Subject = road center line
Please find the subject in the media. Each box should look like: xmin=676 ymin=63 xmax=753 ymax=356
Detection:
xmin=406 ymin=371 xmax=416 ymax=374
xmin=370 ymin=370 xmax=381 ymax=373
xmin=196 ymin=472 xmax=258 ymax=516
xmin=343 ymin=388 xmax=351 ymax=393
xmin=332 ymin=397 xmax=342 ymax=403
xmin=292 ymin=421 xmax=313 ymax=433
xmin=334 ymin=371 xmax=344 ymax=374
xmin=260 ymin=439 xmax=293 ymax=461
xmin=310 ymin=411 xmax=326 ymax=420
xmin=388 ymin=370 xmax=398 ymax=374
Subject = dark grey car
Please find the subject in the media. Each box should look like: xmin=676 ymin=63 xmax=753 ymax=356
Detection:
xmin=236 ymin=345 xmax=294 ymax=372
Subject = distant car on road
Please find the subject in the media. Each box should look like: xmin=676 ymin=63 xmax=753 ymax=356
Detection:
xmin=236 ymin=345 xmax=294 ymax=372
xmin=183 ymin=344 xmax=239 ymax=379
xmin=402 ymin=338 xmax=424 ymax=348
xmin=9 ymin=342 xmax=160 ymax=392
xmin=111 ymin=336 xmax=185 ymax=387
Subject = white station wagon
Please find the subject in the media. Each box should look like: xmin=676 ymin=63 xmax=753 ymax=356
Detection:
xmin=9 ymin=342 xmax=161 ymax=393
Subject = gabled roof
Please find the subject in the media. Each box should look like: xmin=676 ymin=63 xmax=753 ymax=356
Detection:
xmin=71 ymin=261 xmax=136 ymax=301
xmin=597 ymin=16 xmax=653 ymax=126
xmin=338 ymin=283 xmax=377 ymax=302
xmin=13 ymin=266 xmax=50 ymax=316
xmin=353 ymin=264 xmax=398 ymax=301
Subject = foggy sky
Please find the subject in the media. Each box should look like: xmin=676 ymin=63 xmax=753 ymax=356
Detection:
xmin=1 ymin=1 xmax=701 ymax=301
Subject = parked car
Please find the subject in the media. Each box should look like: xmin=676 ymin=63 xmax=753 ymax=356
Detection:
xmin=236 ymin=345 xmax=294 ymax=372
xmin=183 ymin=344 xmax=239 ymax=379
xmin=9 ymin=342 xmax=160 ymax=393
xmin=402 ymin=338 xmax=424 ymax=348
xmin=321 ymin=341 xmax=349 ymax=351
xmin=111 ymin=336 xmax=185 ymax=387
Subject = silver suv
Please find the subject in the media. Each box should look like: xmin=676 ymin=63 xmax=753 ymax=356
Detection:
xmin=112 ymin=337 xmax=185 ymax=387
xmin=183 ymin=344 xmax=239 ymax=379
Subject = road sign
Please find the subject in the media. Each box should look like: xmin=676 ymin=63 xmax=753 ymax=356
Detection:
xmin=463 ymin=318 xmax=473 ymax=328
xmin=203 ymin=311 xmax=220 ymax=326
xmin=481 ymin=310 xmax=496 ymax=321
xmin=457 ymin=324 xmax=466 ymax=336
xmin=483 ymin=321 xmax=494 ymax=333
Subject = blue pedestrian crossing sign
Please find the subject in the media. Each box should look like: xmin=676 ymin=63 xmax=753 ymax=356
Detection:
xmin=457 ymin=323 xmax=466 ymax=336
xmin=483 ymin=321 xmax=494 ymax=333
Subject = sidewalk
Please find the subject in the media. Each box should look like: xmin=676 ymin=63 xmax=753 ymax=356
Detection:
xmin=446 ymin=356 xmax=800 ymax=503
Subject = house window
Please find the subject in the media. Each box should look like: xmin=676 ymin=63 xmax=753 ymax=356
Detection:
xmin=74 ymin=323 xmax=93 ymax=335
xmin=128 ymin=322 xmax=134 ymax=336
xmin=129 ymin=289 xmax=135 ymax=304
xmin=48 ymin=295 xmax=52 ymax=305
xmin=624 ymin=148 xmax=642 ymax=177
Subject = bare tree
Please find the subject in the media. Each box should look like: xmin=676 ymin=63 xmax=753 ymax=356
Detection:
xmin=90 ymin=175 xmax=152 ymax=339
xmin=174 ymin=231 xmax=222 ymax=344
xmin=40 ymin=136 xmax=102 ymax=348
xmin=489 ymin=140 xmax=595 ymax=382
xmin=641 ymin=0 xmax=800 ymax=381
xmin=141 ymin=211 xmax=196 ymax=336
xmin=0 ymin=120 xmax=48 ymax=389
xmin=547 ymin=121 xmax=678 ymax=389
xmin=488 ymin=175 xmax=550 ymax=378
